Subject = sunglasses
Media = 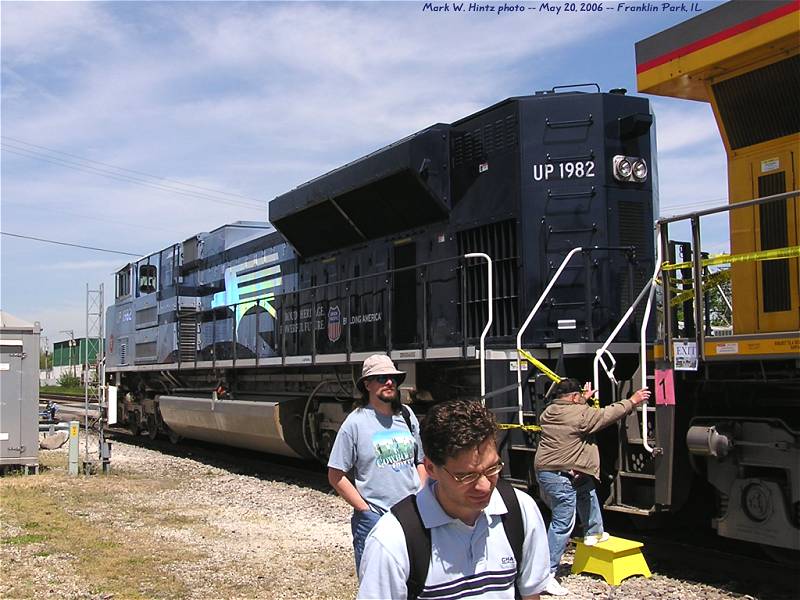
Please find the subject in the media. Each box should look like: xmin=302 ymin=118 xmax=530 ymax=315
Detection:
xmin=370 ymin=374 xmax=400 ymax=385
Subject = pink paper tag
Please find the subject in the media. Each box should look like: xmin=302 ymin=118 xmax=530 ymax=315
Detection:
xmin=655 ymin=368 xmax=675 ymax=406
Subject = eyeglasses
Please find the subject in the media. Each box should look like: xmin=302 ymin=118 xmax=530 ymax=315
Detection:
xmin=370 ymin=374 xmax=399 ymax=385
xmin=442 ymin=461 xmax=504 ymax=484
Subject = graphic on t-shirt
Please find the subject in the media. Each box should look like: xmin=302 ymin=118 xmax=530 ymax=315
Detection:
xmin=373 ymin=429 xmax=415 ymax=471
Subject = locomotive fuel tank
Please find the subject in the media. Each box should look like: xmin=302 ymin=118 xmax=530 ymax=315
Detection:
xmin=158 ymin=394 xmax=312 ymax=459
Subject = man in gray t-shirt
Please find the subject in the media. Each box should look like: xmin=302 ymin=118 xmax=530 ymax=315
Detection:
xmin=328 ymin=355 xmax=426 ymax=574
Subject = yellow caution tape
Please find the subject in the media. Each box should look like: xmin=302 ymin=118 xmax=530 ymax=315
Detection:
xmin=669 ymin=269 xmax=731 ymax=306
xmin=497 ymin=423 xmax=542 ymax=432
xmin=517 ymin=348 xmax=563 ymax=383
xmin=662 ymin=245 xmax=800 ymax=271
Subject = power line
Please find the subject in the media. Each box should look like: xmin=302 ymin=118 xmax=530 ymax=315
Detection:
xmin=1 ymin=139 xmax=265 ymax=211
xmin=1 ymin=135 xmax=266 ymax=206
xmin=2 ymin=145 xmax=263 ymax=210
xmin=2 ymin=135 xmax=266 ymax=204
xmin=1 ymin=231 xmax=143 ymax=257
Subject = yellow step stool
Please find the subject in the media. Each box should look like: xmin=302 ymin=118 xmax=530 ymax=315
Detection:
xmin=571 ymin=535 xmax=651 ymax=586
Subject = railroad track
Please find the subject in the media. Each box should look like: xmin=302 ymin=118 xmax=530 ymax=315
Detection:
xmin=103 ymin=427 xmax=330 ymax=491
xmin=40 ymin=393 xmax=97 ymax=405
xmin=40 ymin=393 xmax=100 ymax=420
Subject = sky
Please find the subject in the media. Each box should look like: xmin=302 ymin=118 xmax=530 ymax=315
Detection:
xmin=1 ymin=0 xmax=729 ymax=349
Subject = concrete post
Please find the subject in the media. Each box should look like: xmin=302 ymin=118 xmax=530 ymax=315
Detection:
xmin=68 ymin=420 xmax=80 ymax=476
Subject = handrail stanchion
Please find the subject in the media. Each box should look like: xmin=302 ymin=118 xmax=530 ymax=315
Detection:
xmin=591 ymin=231 xmax=663 ymax=454
xmin=638 ymin=229 xmax=662 ymax=454
xmin=515 ymin=247 xmax=583 ymax=422
xmin=465 ymin=253 xmax=492 ymax=404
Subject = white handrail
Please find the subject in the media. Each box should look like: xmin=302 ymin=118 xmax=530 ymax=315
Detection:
xmin=591 ymin=230 xmax=662 ymax=454
xmin=638 ymin=229 xmax=663 ymax=453
xmin=591 ymin=280 xmax=653 ymax=397
xmin=515 ymin=247 xmax=583 ymax=422
xmin=465 ymin=253 xmax=493 ymax=403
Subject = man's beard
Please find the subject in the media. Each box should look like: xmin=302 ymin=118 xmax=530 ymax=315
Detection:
xmin=376 ymin=388 xmax=402 ymax=412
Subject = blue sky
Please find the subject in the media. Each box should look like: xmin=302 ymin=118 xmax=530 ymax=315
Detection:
xmin=1 ymin=0 xmax=728 ymax=348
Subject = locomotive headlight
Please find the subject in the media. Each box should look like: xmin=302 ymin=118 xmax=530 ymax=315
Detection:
xmin=613 ymin=155 xmax=647 ymax=183
xmin=632 ymin=159 xmax=648 ymax=182
xmin=614 ymin=156 xmax=632 ymax=180
xmin=617 ymin=158 xmax=632 ymax=178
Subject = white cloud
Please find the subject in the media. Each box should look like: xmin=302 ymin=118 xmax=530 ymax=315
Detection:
xmin=652 ymin=98 xmax=722 ymax=154
xmin=1 ymin=1 xmax=727 ymax=336
xmin=0 ymin=2 xmax=118 ymax=62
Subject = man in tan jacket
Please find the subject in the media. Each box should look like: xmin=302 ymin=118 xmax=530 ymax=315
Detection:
xmin=533 ymin=378 xmax=650 ymax=595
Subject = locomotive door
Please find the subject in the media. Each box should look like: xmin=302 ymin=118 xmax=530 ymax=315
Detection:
xmin=752 ymin=150 xmax=799 ymax=333
xmin=392 ymin=242 xmax=418 ymax=347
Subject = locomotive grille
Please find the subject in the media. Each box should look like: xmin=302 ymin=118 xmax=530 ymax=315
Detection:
xmin=178 ymin=310 xmax=199 ymax=362
xmin=135 ymin=341 xmax=157 ymax=360
xmin=452 ymin=114 xmax=518 ymax=167
xmin=136 ymin=306 xmax=157 ymax=327
xmin=457 ymin=220 xmax=519 ymax=339
xmin=758 ymin=171 xmax=790 ymax=313
xmin=712 ymin=54 xmax=800 ymax=151
xmin=618 ymin=200 xmax=648 ymax=323
xmin=119 ymin=337 xmax=128 ymax=365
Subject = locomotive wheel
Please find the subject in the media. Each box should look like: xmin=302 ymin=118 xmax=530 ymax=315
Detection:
xmin=146 ymin=414 xmax=158 ymax=440
xmin=128 ymin=415 xmax=141 ymax=436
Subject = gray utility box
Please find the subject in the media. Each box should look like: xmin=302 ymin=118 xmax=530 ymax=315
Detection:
xmin=0 ymin=311 xmax=40 ymax=472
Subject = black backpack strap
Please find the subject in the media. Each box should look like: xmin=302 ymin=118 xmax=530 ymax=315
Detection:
xmin=391 ymin=494 xmax=430 ymax=600
xmin=400 ymin=405 xmax=419 ymax=463
xmin=496 ymin=478 xmax=524 ymax=599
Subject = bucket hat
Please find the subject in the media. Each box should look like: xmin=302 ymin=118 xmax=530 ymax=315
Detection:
xmin=357 ymin=354 xmax=406 ymax=392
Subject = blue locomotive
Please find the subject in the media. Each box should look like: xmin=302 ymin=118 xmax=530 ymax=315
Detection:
xmin=106 ymin=86 xmax=655 ymax=483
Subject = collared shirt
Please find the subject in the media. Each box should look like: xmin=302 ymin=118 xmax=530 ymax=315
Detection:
xmin=357 ymin=479 xmax=549 ymax=600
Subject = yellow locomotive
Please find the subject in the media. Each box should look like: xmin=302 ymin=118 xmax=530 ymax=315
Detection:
xmin=627 ymin=0 xmax=799 ymax=552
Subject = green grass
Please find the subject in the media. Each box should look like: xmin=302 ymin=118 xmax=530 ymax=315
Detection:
xmin=2 ymin=533 xmax=47 ymax=545
xmin=40 ymin=385 xmax=85 ymax=396
xmin=0 ymin=469 xmax=197 ymax=599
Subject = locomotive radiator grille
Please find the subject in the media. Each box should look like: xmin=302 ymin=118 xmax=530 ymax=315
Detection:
xmin=457 ymin=220 xmax=519 ymax=339
xmin=618 ymin=200 xmax=648 ymax=326
xmin=177 ymin=310 xmax=199 ymax=362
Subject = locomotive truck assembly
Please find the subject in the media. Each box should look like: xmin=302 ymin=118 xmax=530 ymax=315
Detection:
xmin=106 ymin=0 xmax=799 ymax=554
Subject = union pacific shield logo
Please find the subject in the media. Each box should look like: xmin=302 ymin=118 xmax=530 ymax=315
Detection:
xmin=327 ymin=305 xmax=342 ymax=343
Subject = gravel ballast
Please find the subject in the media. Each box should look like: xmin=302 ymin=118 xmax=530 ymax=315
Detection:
xmin=0 ymin=434 xmax=791 ymax=599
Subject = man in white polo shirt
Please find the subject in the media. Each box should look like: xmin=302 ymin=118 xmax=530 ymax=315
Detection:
xmin=358 ymin=400 xmax=550 ymax=600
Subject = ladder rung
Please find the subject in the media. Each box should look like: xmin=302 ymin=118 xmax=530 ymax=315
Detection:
xmin=502 ymin=476 xmax=530 ymax=490
xmin=618 ymin=471 xmax=656 ymax=480
xmin=604 ymin=503 xmax=654 ymax=516
xmin=625 ymin=438 xmax=656 ymax=445
xmin=510 ymin=444 xmax=536 ymax=453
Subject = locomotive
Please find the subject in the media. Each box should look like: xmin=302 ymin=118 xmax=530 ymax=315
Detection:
xmin=633 ymin=0 xmax=800 ymax=554
xmin=106 ymin=86 xmax=656 ymax=481
xmin=105 ymin=2 xmax=800 ymax=558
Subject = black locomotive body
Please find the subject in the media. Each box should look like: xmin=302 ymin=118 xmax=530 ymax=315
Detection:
xmin=106 ymin=88 xmax=655 ymax=483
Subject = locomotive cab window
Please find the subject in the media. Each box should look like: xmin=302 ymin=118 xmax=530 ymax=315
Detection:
xmin=116 ymin=267 xmax=131 ymax=299
xmin=138 ymin=264 xmax=158 ymax=295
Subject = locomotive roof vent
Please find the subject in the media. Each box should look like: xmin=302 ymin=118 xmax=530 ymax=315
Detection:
xmin=269 ymin=125 xmax=451 ymax=257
